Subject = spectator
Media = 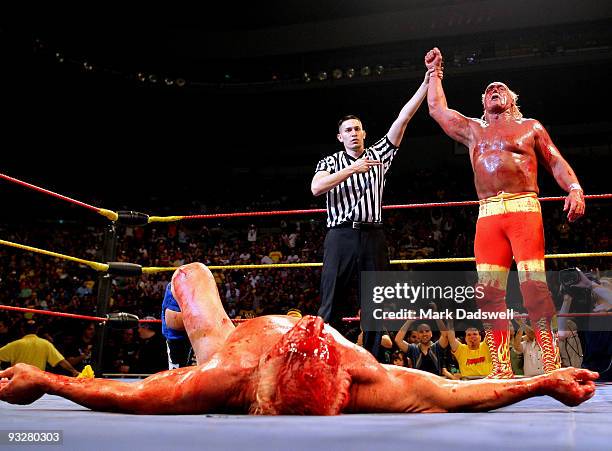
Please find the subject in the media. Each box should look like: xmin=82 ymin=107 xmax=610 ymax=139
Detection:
xmin=395 ymin=321 xmax=447 ymax=375
xmin=508 ymin=321 xmax=524 ymax=376
xmin=357 ymin=329 xmax=396 ymax=363
xmin=64 ymin=322 xmax=96 ymax=372
xmin=439 ymin=342 xmax=461 ymax=379
xmin=268 ymin=249 xmax=283 ymax=264
xmin=247 ymin=225 xmax=257 ymax=243
xmin=391 ymin=350 xmax=410 ymax=368
xmin=445 ymin=323 xmax=492 ymax=378
xmin=109 ymin=328 xmax=138 ymax=374
xmin=75 ymin=281 xmax=93 ymax=298
xmin=513 ymin=318 xmax=545 ymax=377
xmin=134 ymin=317 xmax=168 ymax=374
xmin=0 ymin=320 xmax=79 ymax=376
xmin=0 ymin=316 xmax=15 ymax=347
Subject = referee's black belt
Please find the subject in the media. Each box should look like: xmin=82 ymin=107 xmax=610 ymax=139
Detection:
xmin=331 ymin=221 xmax=383 ymax=230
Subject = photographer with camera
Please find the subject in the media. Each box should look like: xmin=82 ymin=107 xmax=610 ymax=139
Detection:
xmin=559 ymin=267 xmax=612 ymax=381
xmin=559 ymin=268 xmax=612 ymax=310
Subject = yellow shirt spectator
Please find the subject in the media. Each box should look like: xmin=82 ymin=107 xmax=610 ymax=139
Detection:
xmin=452 ymin=341 xmax=492 ymax=377
xmin=269 ymin=251 xmax=283 ymax=263
xmin=0 ymin=334 xmax=65 ymax=370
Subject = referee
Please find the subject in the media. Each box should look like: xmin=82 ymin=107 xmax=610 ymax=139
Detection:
xmin=311 ymin=68 xmax=433 ymax=359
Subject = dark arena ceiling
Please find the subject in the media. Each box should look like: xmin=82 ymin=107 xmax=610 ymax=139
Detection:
xmin=1 ymin=0 xmax=611 ymax=206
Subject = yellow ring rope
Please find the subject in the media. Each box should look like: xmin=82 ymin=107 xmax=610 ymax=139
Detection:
xmin=543 ymin=252 xmax=612 ymax=259
xmin=1 ymin=238 xmax=610 ymax=273
xmin=142 ymin=263 xmax=324 ymax=273
xmin=147 ymin=216 xmax=185 ymax=223
xmin=0 ymin=239 xmax=109 ymax=272
xmin=97 ymin=208 xmax=119 ymax=222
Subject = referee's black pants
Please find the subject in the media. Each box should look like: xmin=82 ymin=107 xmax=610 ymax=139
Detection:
xmin=318 ymin=226 xmax=389 ymax=360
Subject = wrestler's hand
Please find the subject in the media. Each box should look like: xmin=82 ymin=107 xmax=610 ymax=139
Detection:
xmin=541 ymin=367 xmax=598 ymax=407
xmin=564 ymin=189 xmax=585 ymax=222
xmin=425 ymin=48 xmax=443 ymax=70
xmin=0 ymin=364 xmax=48 ymax=405
xmin=350 ymin=158 xmax=383 ymax=174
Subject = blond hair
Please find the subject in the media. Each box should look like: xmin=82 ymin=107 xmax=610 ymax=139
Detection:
xmin=481 ymin=83 xmax=523 ymax=121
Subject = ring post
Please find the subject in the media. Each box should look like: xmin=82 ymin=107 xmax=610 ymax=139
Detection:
xmin=92 ymin=223 xmax=118 ymax=374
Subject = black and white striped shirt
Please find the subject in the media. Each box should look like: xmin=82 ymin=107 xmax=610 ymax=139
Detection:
xmin=315 ymin=136 xmax=398 ymax=228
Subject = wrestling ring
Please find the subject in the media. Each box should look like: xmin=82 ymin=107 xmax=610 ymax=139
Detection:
xmin=1 ymin=172 xmax=611 ymax=451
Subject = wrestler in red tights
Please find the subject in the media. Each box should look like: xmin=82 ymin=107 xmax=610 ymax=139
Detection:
xmin=425 ymin=47 xmax=585 ymax=378
xmin=0 ymin=264 xmax=597 ymax=414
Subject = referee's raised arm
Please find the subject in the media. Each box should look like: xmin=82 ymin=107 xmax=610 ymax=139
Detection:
xmin=386 ymin=68 xmax=433 ymax=147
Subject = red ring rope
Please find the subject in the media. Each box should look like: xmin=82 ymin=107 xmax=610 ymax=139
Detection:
xmin=0 ymin=305 xmax=107 ymax=322
xmin=0 ymin=173 xmax=102 ymax=214
xmin=0 ymin=305 xmax=248 ymax=324
xmin=176 ymin=193 xmax=612 ymax=219
xmin=2 ymin=171 xmax=609 ymax=220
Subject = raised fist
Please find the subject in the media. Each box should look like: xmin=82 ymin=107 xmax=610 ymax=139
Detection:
xmin=425 ymin=48 xmax=443 ymax=70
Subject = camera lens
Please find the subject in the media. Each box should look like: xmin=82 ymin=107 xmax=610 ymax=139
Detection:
xmin=559 ymin=268 xmax=580 ymax=287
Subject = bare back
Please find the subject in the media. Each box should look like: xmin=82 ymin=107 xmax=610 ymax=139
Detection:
xmin=219 ymin=315 xmax=442 ymax=415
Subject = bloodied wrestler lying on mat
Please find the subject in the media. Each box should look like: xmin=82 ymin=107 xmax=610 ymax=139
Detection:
xmin=0 ymin=264 xmax=597 ymax=415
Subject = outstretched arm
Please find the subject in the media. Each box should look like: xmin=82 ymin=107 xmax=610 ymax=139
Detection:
xmin=386 ymin=69 xmax=433 ymax=147
xmin=533 ymin=121 xmax=585 ymax=222
xmin=0 ymin=362 xmax=244 ymax=414
xmin=425 ymin=48 xmax=475 ymax=148
xmin=347 ymin=362 xmax=598 ymax=413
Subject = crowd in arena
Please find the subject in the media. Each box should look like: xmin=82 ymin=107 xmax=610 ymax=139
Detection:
xmin=0 ymin=167 xmax=610 ymax=376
